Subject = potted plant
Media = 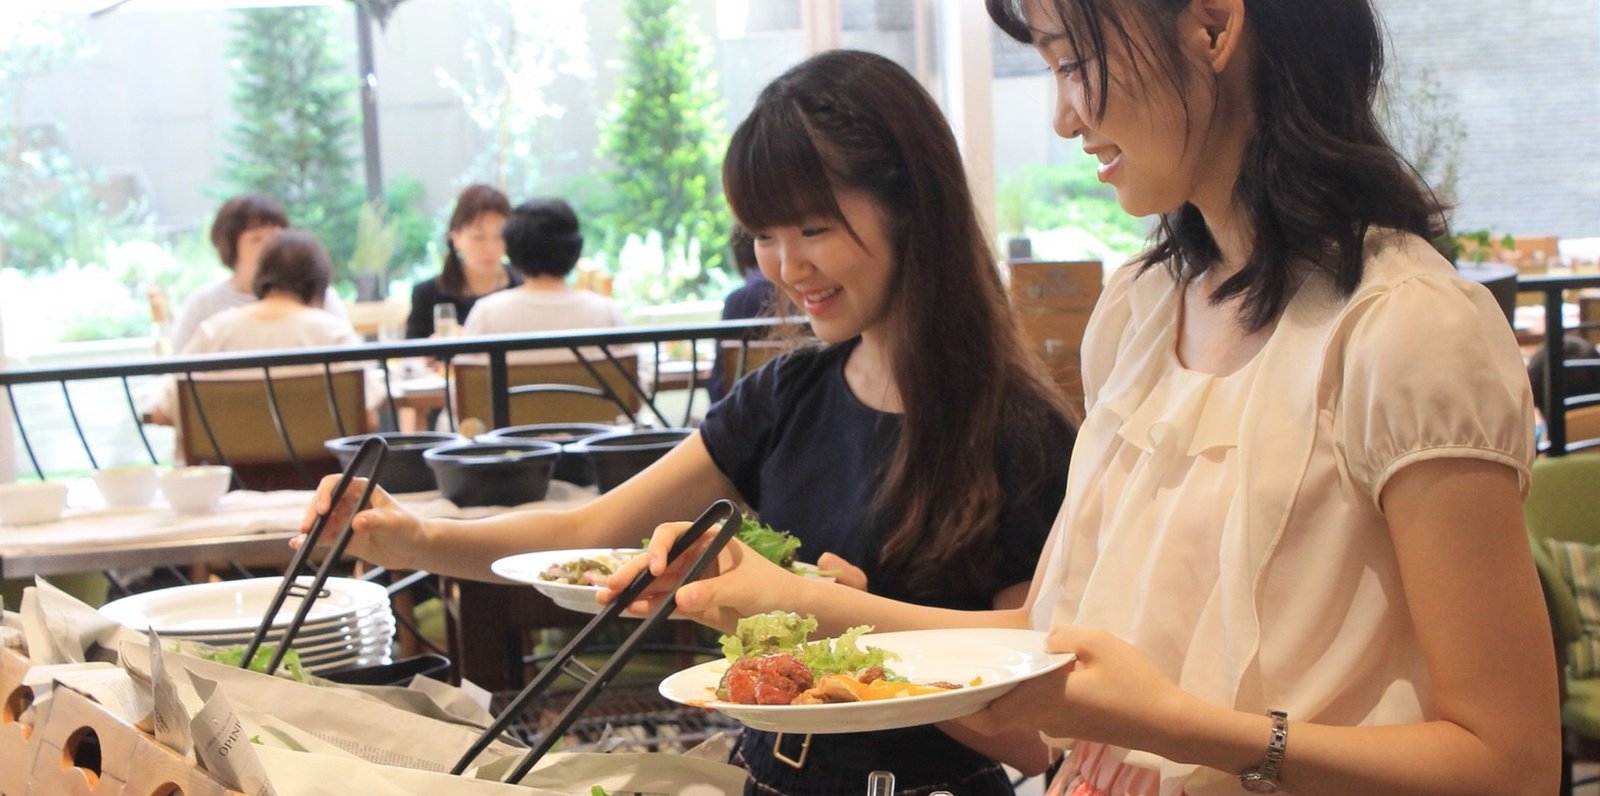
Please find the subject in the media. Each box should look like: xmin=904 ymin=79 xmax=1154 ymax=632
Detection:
xmin=349 ymin=199 xmax=397 ymax=302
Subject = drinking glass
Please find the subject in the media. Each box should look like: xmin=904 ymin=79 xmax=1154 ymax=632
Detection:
xmin=433 ymin=302 xmax=460 ymax=338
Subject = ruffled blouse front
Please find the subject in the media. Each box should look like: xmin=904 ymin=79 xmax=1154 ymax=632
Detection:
xmin=1030 ymin=231 xmax=1535 ymax=796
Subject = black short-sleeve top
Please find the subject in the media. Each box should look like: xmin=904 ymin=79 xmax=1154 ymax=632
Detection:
xmin=699 ymin=339 xmax=1073 ymax=610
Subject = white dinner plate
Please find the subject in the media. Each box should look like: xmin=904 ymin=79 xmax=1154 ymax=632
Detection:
xmin=148 ymin=605 xmax=395 ymax=643
xmin=155 ymin=606 xmax=395 ymax=640
xmin=657 ymin=628 xmax=1074 ymax=734
xmin=492 ymin=548 xmax=832 ymax=616
xmin=100 ymin=577 xmax=390 ymax=634
xmin=297 ymin=638 xmax=394 ymax=666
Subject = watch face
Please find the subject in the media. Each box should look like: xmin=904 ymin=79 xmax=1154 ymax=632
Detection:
xmin=1240 ymin=773 xmax=1278 ymax=793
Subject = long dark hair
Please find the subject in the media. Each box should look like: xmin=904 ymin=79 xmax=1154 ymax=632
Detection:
xmin=723 ymin=50 xmax=1067 ymax=597
xmin=987 ymin=0 xmax=1447 ymax=330
xmin=440 ymin=184 xmax=512 ymax=297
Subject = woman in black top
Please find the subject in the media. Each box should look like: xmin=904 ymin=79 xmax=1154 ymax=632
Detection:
xmin=304 ymin=51 xmax=1074 ymax=794
xmin=404 ymin=184 xmax=522 ymax=338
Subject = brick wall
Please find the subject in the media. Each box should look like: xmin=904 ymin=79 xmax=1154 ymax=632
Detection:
xmin=1357 ymin=1 xmax=1596 ymax=238
xmin=992 ymin=2 xmax=1600 ymax=240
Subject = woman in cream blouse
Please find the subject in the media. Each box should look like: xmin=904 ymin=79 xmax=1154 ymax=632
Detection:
xmin=605 ymin=0 xmax=1559 ymax=793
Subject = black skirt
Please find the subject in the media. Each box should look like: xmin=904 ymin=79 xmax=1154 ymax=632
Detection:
xmin=733 ymin=725 xmax=1017 ymax=796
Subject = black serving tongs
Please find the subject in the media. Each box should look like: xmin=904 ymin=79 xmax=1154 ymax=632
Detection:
xmin=238 ymin=435 xmax=389 ymax=676
xmin=450 ymin=498 xmax=744 ymax=782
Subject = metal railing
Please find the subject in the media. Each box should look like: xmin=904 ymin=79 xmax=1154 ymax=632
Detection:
xmin=1518 ymin=272 xmax=1600 ymax=457
xmin=2 ymin=317 xmax=795 ymax=486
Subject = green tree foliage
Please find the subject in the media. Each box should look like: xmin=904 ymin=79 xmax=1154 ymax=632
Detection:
xmin=218 ymin=6 xmax=362 ymax=274
xmin=1003 ymin=158 xmax=1149 ymax=258
xmin=595 ymin=0 xmax=731 ymax=296
xmin=437 ymin=2 xmax=593 ymax=196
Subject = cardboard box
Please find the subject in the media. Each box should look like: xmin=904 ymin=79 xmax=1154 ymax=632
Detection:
xmin=1008 ymin=260 xmax=1103 ymax=311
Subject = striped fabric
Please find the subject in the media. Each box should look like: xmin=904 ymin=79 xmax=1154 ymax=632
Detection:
xmin=1546 ymin=539 xmax=1600 ymax=677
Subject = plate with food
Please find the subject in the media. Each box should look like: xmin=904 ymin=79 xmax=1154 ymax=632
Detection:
xmin=657 ymin=611 xmax=1074 ymax=734
xmin=489 ymin=520 xmax=834 ymax=615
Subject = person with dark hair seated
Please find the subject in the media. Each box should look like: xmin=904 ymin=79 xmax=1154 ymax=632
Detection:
xmin=406 ymin=184 xmax=520 ymax=339
xmin=461 ymin=198 xmax=625 ymax=363
xmin=150 ymin=230 xmax=377 ymax=424
xmin=707 ymin=231 xmax=778 ymax=403
xmin=170 ymin=194 xmax=346 ymax=353
xmin=181 ymin=230 xmax=360 ymax=354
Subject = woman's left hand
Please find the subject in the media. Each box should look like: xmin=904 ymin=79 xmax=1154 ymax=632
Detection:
xmin=964 ymin=625 xmax=1192 ymax=751
xmin=598 ymin=520 xmax=802 ymax=632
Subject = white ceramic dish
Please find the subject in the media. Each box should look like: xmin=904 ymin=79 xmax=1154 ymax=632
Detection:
xmin=147 ymin=603 xmax=394 ymax=640
xmin=658 ymin=628 xmax=1074 ymax=734
xmin=307 ymin=652 xmax=393 ymax=675
xmin=159 ymin=465 xmax=233 ymax=513
xmin=160 ymin=616 xmax=400 ymax=652
xmin=491 ymin=548 xmax=644 ymax=614
xmin=492 ymin=548 xmax=833 ymax=616
xmin=0 ymin=481 xmax=69 ymax=526
xmin=99 ymin=576 xmax=390 ymax=634
xmin=92 ymin=465 xmax=160 ymax=507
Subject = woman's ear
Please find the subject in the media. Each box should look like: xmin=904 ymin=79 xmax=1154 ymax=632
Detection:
xmin=1187 ymin=0 xmax=1246 ymax=72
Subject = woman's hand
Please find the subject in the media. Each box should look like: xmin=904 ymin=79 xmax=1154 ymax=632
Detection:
xmin=965 ymin=625 xmax=1193 ymax=751
xmin=598 ymin=520 xmax=803 ymax=633
xmin=817 ymin=552 xmax=868 ymax=591
xmin=293 ymin=474 xmax=429 ymax=570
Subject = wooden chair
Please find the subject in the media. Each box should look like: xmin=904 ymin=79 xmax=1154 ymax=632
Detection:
xmin=176 ymin=368 xmax=370 ymax=491
xmin=1566 ymin=406 xmax=1600 ymax=454
xmin=714 ymin=339 xmax=786 ymax=397
xmin=1524 ymin=454 xmax=1600 ymax=794
xmin=450 ymin=355 xmax=641 ymax=430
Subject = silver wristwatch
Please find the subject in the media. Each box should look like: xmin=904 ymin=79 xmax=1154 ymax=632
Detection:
xmin=1239 ymin=709 xmax=1288 ymax=793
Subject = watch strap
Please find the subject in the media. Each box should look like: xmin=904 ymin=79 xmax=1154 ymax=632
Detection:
xmin=1240 ymin=709 xmax=1288 ymax=792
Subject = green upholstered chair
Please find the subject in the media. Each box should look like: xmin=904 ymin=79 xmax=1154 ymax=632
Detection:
xmin=1525 ymin=454 xmax=1600 ymax=795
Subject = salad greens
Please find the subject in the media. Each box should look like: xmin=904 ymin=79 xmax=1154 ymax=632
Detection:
xmin=736 ymin=519 xmax=802 ymax=570
xmin=719 ymin=611 xmax=899 ymax=678
xmin=643 ymin=518 xmax=810 ymax=572
xmin=189 ymin=643 xmax=311 ymax=683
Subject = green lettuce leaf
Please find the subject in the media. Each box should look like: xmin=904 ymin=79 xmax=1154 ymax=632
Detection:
xmin=718 ymin=611 xmax=898 ymax=678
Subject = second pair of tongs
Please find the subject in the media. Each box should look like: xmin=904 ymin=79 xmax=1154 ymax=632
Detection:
xmin=450 ymin=498 xmax=745 ymax=782
xmin=238 ymin=435 xmax=389 ymax=676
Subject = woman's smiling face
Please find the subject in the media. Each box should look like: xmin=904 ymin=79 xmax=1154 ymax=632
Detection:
xmin=748 ymin=188 xmax=898 ymax=345
xmin=1025 ymin=0 xmax=1231 ymax=219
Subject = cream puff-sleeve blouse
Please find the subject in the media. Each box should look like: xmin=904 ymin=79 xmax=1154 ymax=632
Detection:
xmin=1028 ymin=231 xmax=1535 ymax=795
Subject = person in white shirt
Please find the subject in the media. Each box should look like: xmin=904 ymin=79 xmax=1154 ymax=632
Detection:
xmin=462 ymin=198 xmax=626 ymax=364
xmin=153 ymin=230 xmax=378 ymax=423
xmin=169 ymin=195 xmax=346 ymax=353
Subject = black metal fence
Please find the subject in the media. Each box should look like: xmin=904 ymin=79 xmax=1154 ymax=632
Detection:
xmin=2 ymin=317 xmax=793 ymax=485
xmin=1519 ymin=273 xmax=1600 ymax=456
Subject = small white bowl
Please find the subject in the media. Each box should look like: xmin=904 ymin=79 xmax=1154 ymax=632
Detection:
xmin=93 ymin=465 xmax=160 ymax=507
xmin=0 ymin=481 xmax=69 ymax=526
xmin=160 ymin=466 xmax=233 ymax=513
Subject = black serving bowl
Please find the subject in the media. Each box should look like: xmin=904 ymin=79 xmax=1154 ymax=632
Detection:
xmin=318 ymin=654 xmax=451 ymax=687
xmin=325 ymin=432 xmax=462 ymax=494
xmin=475 ymin=422 xmax=624 ymax=487
xmin=562 ymin=428 xmax=693 ymax=493
xmin=423 ymin=439 xmax=562 ymax=507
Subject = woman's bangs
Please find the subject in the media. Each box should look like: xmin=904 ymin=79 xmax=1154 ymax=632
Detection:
xmin=724 ymin=106 xmax=842 ymax=232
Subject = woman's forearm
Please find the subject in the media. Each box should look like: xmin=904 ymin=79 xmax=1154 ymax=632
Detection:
xmin=787 ymin=576 xmax=1031 ymax=636
xmin=1152 ymin=701 xmax=1552 ymax=796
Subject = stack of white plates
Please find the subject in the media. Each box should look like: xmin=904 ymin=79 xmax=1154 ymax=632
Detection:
xmin=100 ymin=576 xmax=395 ymax=674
